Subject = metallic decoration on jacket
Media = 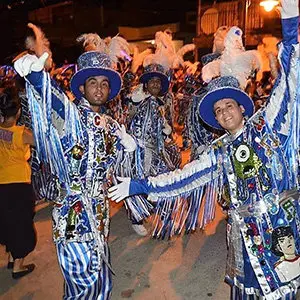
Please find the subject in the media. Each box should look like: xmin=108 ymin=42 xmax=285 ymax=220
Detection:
xmin=66 ymin=201 xmax=82 ymax=240
xmin=71 ymin=144 xmax=84 ymax=160
xmin=264 ymin=193 xmax=279 ymax=215
xmin=233 ymin=143 xmax=270 ymax=193
xmin=66 ymin=207 xmax=77 ymax=239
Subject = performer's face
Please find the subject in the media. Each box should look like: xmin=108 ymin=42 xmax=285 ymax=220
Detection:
xmin=277 ymin=234 xmax=296 ymax=256
xmin=146 ymin=77 xmax=162 ymax=97
xmin=214 ymin=98 xmax=245 ymax=134
xmin=80 ymin=76 xmax=110 ymax=112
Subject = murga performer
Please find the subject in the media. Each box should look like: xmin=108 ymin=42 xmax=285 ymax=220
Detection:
xmin=109 ymin=1 xmax=300 ymax=298
xmin=14 ymin=24 xmax=137 ymax=299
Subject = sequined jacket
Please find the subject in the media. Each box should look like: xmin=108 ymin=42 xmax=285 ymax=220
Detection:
xmin=25 ymin=71 xmax=125 ymax=262
xmin=131 ymin=17 xmax=300 ymax=299
xmin=129 ymin=95 xmax=174 ymax=177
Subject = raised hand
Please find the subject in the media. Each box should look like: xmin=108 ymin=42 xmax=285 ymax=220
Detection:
xmin=115 ymin=124 xmax=136 ymax=152
xmin=26 ymin=23 xmax=53 ymax=69
xmin=14 ymin=52 xmax=49 ymax=77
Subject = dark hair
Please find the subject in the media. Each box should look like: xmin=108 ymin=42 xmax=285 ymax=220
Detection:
xmin=271 ymin=226 xmax=294 ymax=257
xmin=0 ymin=85 xmax=21 ymax=119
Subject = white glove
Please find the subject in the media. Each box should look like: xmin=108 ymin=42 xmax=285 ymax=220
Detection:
xmin=14 ymin=52 xmax=49 ymax=77
xmin=108 ymin=176 xmax=131 ymax=202
xmin=163 ymin=122 xmax=172 ymax=135
xmin=116 ymin=124 xmax=136 ymax=152
xmin=279 ymin=0 xmax=299 ymax=19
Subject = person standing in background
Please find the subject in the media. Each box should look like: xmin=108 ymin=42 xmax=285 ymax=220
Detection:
xmin=0 ymin=84 xmax=36 ymax=279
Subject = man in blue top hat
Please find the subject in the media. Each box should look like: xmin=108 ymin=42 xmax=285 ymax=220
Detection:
xmin=14 ymin=30 xmax=136 ymax=298
xmin=126 ymin=61 xmax=181 ymax=237
xmin=109 ymin=0 xmax=300 ymax=298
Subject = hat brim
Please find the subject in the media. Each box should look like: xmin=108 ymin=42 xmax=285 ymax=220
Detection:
xmin=139 ymin=72 xmax=169 ymax=95
xmin=199 ymin=87 xmax=254 ymax=130
xmin=70 ymin=67 xmax=122 ymax=101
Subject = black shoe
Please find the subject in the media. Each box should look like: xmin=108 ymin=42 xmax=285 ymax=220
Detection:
xmin=7 ymin=261 xmax=14 ymax=269
xmin=12 ymin=264 xmax=35 ymax=279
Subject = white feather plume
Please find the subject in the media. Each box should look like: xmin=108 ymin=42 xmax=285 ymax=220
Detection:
xmin=202 ymin=25 xmax=262 ymax=88
xmin=143 ymin=30 xmax=195 ymax=71
xmin=76 ymin=33 xmax=106 ymax=52
xmin=76 ymin=32 xmax=130 ymax=68
xmin=131 ymin=47 xmax=153 ymax=73
xmin=107 ymin=35 xmax=130 ymax=64
xmin=221 ymin=49 xmax=261 ymax=89
xmin=202 ymin=59 xmax=221 ymax=83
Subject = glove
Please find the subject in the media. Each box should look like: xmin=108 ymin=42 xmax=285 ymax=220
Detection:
xmin=279 ymin=0 xmax=299 ymax=19
xmin=14 ymin=52 xmax=49 ymax=77
xmin=162 ymin=122 xmax=172 ymax=135
xmin=108 ymin=177 xmax=131 ymax=203
xmin=116 ymin=124 xmax=136 ymax=152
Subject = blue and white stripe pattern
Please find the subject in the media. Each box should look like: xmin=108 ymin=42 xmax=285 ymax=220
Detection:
xmin=57 ymin=241 xmax=112 ymax=300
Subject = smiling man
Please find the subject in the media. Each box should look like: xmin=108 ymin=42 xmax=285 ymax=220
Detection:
xmin=109 ymin=0 xmax=300 ymax=299
xmin=14 ymin=43 xmax=136 ymax=298
xmin=213 ymin=98 xmax=245 ymax=134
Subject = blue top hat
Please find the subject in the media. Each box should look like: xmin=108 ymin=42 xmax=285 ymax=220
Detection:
xmin=139 ymin=64 xmax=170 ymax=95
xmin=70 ymin=51 xmax=122 ymax=101
xmin=199 ymin=76 xmax=254 ymax=130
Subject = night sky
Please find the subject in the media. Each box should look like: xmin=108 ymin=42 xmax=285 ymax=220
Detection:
xmin=0 ymin=0 xmax=226 ymax=64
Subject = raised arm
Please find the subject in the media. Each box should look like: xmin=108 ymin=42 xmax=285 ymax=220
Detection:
xmin=108 ymin=147 xmax=220 ymax=202
xmin=14 ymin=53 xmax=77 ymax=134
xmin=265 ymin=0 xmax=299 ymax=135
xmin=14 ymin=53 xmax=82 ymax=183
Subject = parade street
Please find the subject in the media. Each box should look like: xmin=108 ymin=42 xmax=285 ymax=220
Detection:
xmin=0 ymin=200 xmax=229 ymax=300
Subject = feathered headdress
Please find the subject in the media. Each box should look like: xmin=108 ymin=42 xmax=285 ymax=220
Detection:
xmin=131 ymin=47 xmax=153 ymax=73
xmin=76 ymin=33 xmax=130 ymax=68
xmin=202 ymin=26 xmax=261 ymax=89
xmin=139 ymin=29 xmax=196 ymax=94
xmin=143 ymin=30 xmax=195 ymax=70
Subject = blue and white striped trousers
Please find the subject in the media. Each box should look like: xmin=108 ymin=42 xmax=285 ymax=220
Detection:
xmin=57 ymin=241 xmax=112 ymax=300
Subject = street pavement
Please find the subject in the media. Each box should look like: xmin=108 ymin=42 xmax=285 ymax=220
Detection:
xmin=0 ymin=200 xmax=229 ymax=300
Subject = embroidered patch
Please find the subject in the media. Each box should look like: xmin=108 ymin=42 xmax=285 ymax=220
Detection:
xmin=280 ymin=198 xmax=296 ymax=222
xmin=93 ymin=115 xmax=106 ymax=128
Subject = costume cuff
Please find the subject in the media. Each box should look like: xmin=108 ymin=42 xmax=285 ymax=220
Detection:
xmin=129 ymin=178 xmax=150 ymax=196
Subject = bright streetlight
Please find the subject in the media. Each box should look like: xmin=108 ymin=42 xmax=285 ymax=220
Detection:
xmin=260 ymin=0 xmax=279 ymax=12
